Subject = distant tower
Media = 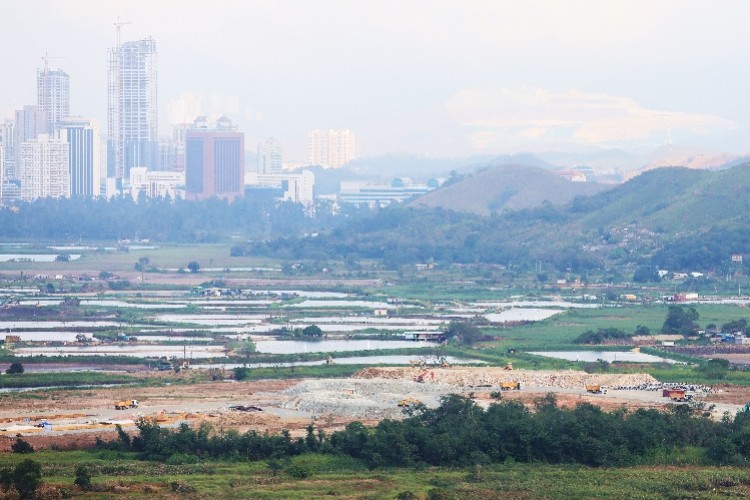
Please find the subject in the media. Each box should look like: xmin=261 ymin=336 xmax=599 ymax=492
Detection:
xmin=37 ymin=56 xmax=70 ymax=133
xmin=307 ymin=129 xmax=356 ymax=168
xmin=108 ymin=31 xmax=158 ymax=181
xmin=0 ymin=120 xmax=15 ymax=181
xmin=55 ymin=117 xmax=101 ymax=197
xmin=14 ymin=105 xmax=47 ymax=181
xmin=258 ymin=137 xmax=283 ymax=174
xmin=184 ymin=116 xmax=244 ymax=201
xmin=19 ymin=134 xmax=70 ymax=201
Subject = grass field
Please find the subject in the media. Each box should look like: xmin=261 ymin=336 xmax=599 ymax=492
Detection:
xmin=5 ymin=450 xmax=750 ymax=499
xmin=0 ymin=243 xmax=280 ymax=274
xmin=484 ymin=303 xmax=750 ymax=350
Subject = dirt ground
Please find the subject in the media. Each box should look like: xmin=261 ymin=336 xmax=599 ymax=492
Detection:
xmin=1 ymin=368 xmax=749 ymax=452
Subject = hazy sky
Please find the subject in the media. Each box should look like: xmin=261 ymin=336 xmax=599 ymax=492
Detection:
xmin=2 ymin=0 xmax=749 ymax=161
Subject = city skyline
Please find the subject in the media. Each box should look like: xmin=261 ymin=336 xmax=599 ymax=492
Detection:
xmin=0 ymin=1 xmax=748 ymax=163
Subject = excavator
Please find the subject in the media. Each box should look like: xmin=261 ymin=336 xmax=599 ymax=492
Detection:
xmin=414 ymin=370 xmax=434 ymax=383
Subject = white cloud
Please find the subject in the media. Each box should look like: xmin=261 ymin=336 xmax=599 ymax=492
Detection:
xmin=446 ymin=87 xmax=738 ymax=152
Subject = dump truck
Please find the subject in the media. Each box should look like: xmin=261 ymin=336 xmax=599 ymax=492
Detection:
xmin=585 ymin=385 xmax=608 ymax=394
xmin=397 ymin=397 xmax=423 ymax=407
xmin=663 ymin=389 xmax=691 ymax=402
xmin=500 ymin=381 xmax=521 ymax=390
xmin=114 ymin=399 xmax=139 ymax=410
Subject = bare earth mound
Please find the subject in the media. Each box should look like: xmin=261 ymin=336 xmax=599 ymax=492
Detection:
xmin=353 ymin=367 xmax=660 ymax=389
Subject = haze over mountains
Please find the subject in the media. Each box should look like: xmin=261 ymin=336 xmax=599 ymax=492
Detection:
xmin=411 ymin=165 xmax=608 ymax=215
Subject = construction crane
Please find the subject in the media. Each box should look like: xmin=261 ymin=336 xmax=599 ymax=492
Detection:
xmin=114 ymin=17 xmax=132 ymax=47
xmin=40 ymin=52 xmax=65 ymax=73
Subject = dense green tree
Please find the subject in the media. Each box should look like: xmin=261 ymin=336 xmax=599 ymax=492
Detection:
xmin=6 ymin=362 xmax=24 ymax=374
xmin=633 ymin=266 xmax=660 ymax=283
xmin=662 ymin=305 xmax=700 ymax=334
xmin=302 ymin=325 xmax=323 ymax=338
xmin=73 ymin=466 xmax=92 ymax=491
xmin=13 ymin=459 xmax=42 ymax=499
xmin=11 ymin=438 xmax=34 ymax=454
xmin=187 ymin=261 xmax=201 ymax=273
xmin=444 ymin=321 xmax=482 ymax=345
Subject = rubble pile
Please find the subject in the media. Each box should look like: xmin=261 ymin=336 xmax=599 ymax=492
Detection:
xmin=352 ymin=367 xmax=660 ymax=389
xmin=282 ymin=379 xmax=450 ymax=419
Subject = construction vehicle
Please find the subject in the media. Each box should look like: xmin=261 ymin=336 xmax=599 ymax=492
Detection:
xmin=113 ymin=399 xmax=139 ymax=410
xmin=499 ymin=381 xmax=521 ymax=390
xmin=663 ymin=389 xmax=692 ymax=402
xmin=397 ymin=397 xmax=423 ymax=407
xmin=585 ymin=385 xmax=608 ymax=394
xmin=414 ymin=370 xmax=434 ymax=383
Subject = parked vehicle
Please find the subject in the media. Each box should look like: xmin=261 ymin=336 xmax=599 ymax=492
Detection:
xmin=585 ymin=385 xmax=608 ymax=394
xmin=114 ymin=399 xmax=139 ymax=410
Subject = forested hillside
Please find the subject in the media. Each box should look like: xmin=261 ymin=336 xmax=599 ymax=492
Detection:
xmin=240 ymin=164 xmax=750 ymax=275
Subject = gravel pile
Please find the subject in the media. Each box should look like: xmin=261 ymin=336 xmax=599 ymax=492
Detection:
xmin=352 ymin=367 xmax=660 ymax=390
xmin=280 ymin=368 xmax=664 ymax=420
xmin=282 ymin=378 xmax=452 ymax=419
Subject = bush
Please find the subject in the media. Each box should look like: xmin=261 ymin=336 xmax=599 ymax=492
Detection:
xmin=6 ymin=362 xmax=24 ymax=375
xmin=286 ymin=465 xmax=311 ymax=479
xmin=13 ymin=459 xmax=42 ymax=499
xmin=73 ymin=466 xmax=91 ymax=491
xmin=11 ymin=438 xmax=34 ymax=454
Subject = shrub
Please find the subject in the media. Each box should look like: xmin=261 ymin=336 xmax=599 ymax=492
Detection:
xmin=11 ymin=438 xmax=34 ymax=454
xmin=286 ymin=465 xmax=311 ymax=479
xmin=73 ymin=466 xmax=91 ymax=491
xmin=6 ymin=362 xmax=24 ymax=375
xmin=13 ymin=459 xmax=42 ymax=499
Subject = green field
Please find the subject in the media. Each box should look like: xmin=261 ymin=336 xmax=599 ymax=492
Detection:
xmin=4 ymin=450 xmax=750 ymax=499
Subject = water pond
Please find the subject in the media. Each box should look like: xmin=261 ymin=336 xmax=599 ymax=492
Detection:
xmin=254 ymin=339 xmax=439 ymax=354
xmin=485 ymin=308 xmax=563 ymax=322
xmin=193 ymin=355 xmax=485 ymax=369
xmin=529 ymin=350 xmax=680 ymax=364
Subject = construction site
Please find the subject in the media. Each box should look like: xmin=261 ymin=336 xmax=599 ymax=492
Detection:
xmin=1 ymin=366 xmax=747 ymax=452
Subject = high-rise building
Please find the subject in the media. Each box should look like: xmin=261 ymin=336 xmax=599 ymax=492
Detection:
xmin=108 ymin=37 xmax=158 ymax=180
xmin=0 ymin=145 xmax=4 ymax=201
xmin=184 ymin=116 xmax=244 ymax=201
xmin=37 ymin=66 xmax=70 ymax=133
xmin=14 ymin=105 xmax=47 ymax=181
xmin=55 ymin=117 xmax=101 ymax=197
xmin=0 ymin=120 xmax=14 ymax=181
xmin=19 ymin=134 xmax=69 ymax=201
xmin=257 ymin=137 xmax=283 ymax=174
xmin=307 ymin=129 xmax=356 ymax=168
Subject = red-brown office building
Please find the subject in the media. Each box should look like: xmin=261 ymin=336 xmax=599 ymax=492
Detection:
xmin=185 ymin=116 xmax=244 ymax=201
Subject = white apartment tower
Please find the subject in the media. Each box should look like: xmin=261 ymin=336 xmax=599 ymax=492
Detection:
xmin=307 ymin=129 xmax=356 ymax=168
xmin=19 ymin=134 xmax=70 ymax=201
xmin=0 ymin=120 xmax=14 ymax=181
xmin=108 ymin=37 xmax=158 ymax=180
xmin=258 ymin=137 xmax=283 ymax=174
xmin=37 ymin=66 xmax=70 ymax=133
xmin=55 ymin=117 xmax=101 ymax=197
xmin=14 ymin=105 xmax=47 ymax=181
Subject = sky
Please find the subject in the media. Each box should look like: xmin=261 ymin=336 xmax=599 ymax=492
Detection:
xmin=2 ymin=0 xmax=749 ymax=162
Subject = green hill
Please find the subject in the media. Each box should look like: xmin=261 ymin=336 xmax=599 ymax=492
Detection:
xmin=242 ymin=164 xmax=750 ymax=276
xmin=411 ymin=164 xmax=608 ymax=215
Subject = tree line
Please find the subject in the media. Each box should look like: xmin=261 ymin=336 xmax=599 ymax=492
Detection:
xmin=94 ymin=394 xmax=750 ymax=468
xmin=0 ymin=196 xmax=372 ymax=243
